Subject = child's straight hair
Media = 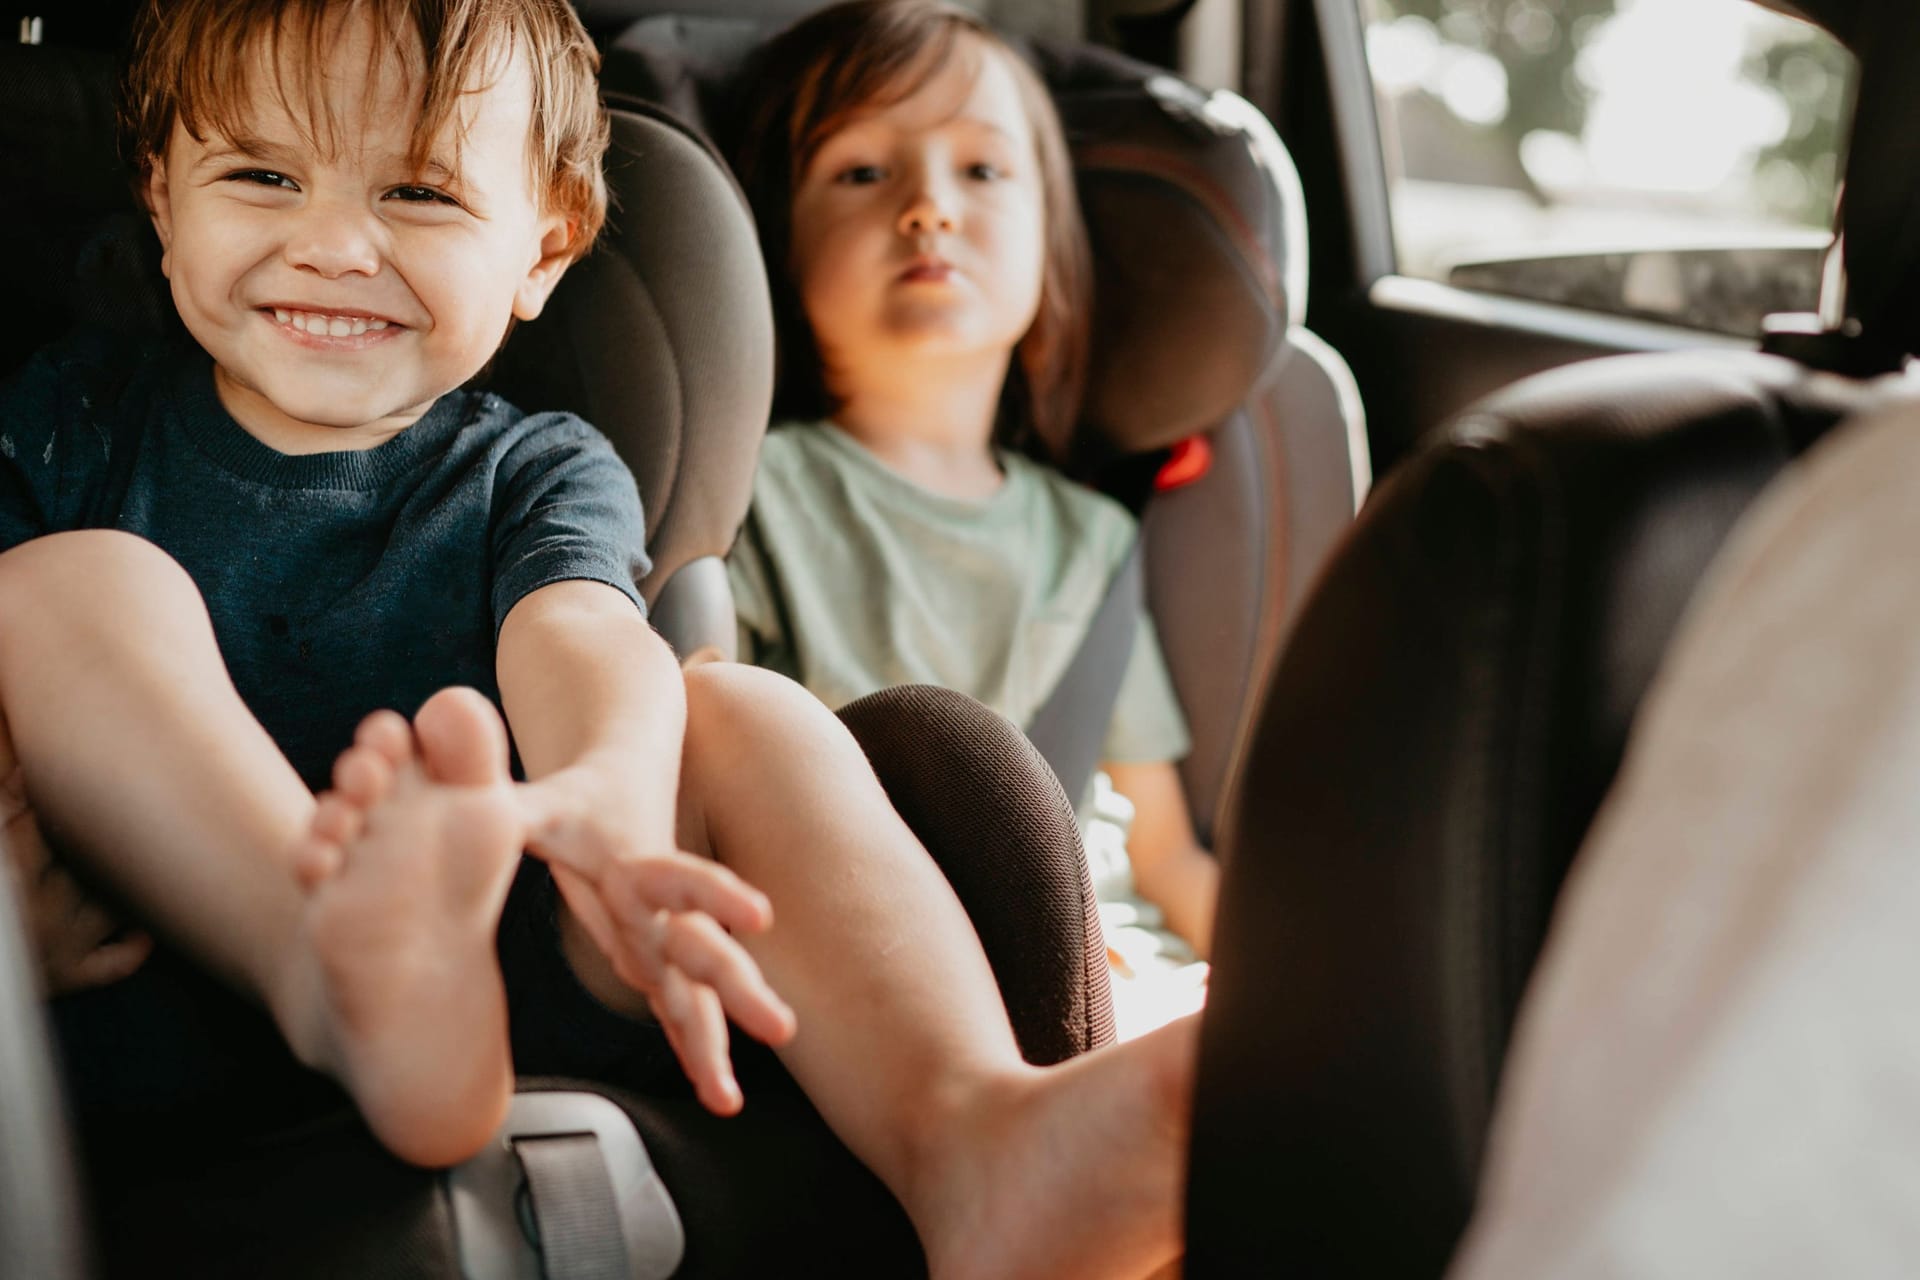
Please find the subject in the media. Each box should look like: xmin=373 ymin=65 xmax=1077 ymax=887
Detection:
xmin=737 ymin=0 xmax=1092 ymax=458
xmin=119 ymin=0 xmax=610 ymax=256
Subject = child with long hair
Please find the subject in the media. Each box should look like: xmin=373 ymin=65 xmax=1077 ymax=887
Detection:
xmin=730 ymin=0 xmax=1217 ymax=1035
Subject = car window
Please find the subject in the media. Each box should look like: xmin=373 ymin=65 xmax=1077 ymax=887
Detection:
xmin=1359 ymin=0 xmax=1855 ymax=336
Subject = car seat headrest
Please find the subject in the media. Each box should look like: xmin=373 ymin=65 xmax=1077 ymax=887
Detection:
xmin=0 ymin=45 xmax=180 ymax=373
xmin=603 ymin=13 xmax=1303 ymax=458
xmin=486 ymin=103 xmax=772 ymax=606
xmin=0 ymin=43 xmax=771 ymax=610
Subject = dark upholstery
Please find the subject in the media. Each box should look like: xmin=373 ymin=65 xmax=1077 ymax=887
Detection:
xmin=0 ymin=45 xmax=176 ymax=375
xmin=1186 ymin=354 xmax=1916 ymax=1276
xmin=839 ymin=684 xmax=1116 ymax=1061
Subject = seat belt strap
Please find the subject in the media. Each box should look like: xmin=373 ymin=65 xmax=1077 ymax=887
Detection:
xmin=1025 ymin=535 xmax=1144 ymax=806
xmin=514 ymin=1133 xmax=628 ymax=1280
xmin=446 ymin=1090 xmax=684 ymax=1280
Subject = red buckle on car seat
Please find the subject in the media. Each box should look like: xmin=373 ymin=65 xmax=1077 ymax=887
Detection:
xmin=1154 ymin=436 xmax=1214 ymax=491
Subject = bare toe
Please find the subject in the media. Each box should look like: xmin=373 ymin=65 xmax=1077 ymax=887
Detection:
xmin=291 ymin=835 xmax=343 ymax=889
xmin=354 ymin=710 xmax=413 ymax=768
xmin=312 ymin=793 xmax=363 ymax=845
xmin=333 ymin=744 xmax=397 ymax=807
xmin=414 ymin=687 xmax=510 ymax=788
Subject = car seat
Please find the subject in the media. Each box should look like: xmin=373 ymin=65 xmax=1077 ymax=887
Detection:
xmin=1185 ymin=0 xmax=1920 ymax=1273
xmin=589 ymin=0 xmax=1371 ymax=856
xmin=0 ymin=26 xmax=1110 ymax=1280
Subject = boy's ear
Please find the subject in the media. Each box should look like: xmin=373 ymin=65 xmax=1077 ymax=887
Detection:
xmin=511 ymin=214 xmax=578 ymax=322
xmin=145 ymin=161 xmax=176 ymax=279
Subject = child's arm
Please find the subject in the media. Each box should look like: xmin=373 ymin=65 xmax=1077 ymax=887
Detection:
xmin=496 ymin=578 xmax=795 ymax=1112
xmin=1103 ymin=759 xmax=1218 ymax=958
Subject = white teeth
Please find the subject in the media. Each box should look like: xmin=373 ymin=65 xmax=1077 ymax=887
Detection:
xmin=270 ymin=309 xmax=392 ymax=336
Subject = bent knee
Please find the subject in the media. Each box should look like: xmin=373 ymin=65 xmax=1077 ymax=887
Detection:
xmin=682 ymin=662 xmax=847 ymax=763
xmin=0 ymin=531 xmax=202 ymax=630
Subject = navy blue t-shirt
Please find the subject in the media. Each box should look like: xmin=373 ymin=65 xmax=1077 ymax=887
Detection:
xmin=0 ymin=329 xmax=649 ymax=788
xmin=1 ymin=332 xmax=685 ymax=1151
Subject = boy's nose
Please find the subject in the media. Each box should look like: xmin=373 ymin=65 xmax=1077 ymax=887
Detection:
xmin=283 ymin=205 xmax=383 ymax=279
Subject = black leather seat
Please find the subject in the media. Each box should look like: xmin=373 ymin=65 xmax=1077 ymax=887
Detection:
xmin=1186 ymin=0 xmax=1920 ymax=1273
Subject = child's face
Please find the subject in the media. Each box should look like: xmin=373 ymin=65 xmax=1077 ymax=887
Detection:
xmin=145 ymin=15 xmax=573 ymax=452
xmin=789 ymin=36 xmax=1046 ymax=392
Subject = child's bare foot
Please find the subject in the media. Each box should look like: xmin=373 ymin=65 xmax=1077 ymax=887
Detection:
xmin=287 ymin=687 xmax=525 ymax=1167
xmin=913 ymin=1012 xmax=1199 ymax=1280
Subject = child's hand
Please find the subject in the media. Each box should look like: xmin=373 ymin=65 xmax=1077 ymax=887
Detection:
xmin=2 ymin=766 xmax=153 ymax=996
xmin=525 ymin=780 xmax=796 ymax=1113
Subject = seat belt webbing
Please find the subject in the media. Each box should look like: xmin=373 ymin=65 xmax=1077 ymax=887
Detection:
xmin=514 ymin=1132 xmax=628 ymax=1280
xmin=1025 ymin=536 xmax=1144 ymax=806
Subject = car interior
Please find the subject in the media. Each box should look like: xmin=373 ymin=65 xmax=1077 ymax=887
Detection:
xmin=1 ymin=0 xmax=1916 ymax=1275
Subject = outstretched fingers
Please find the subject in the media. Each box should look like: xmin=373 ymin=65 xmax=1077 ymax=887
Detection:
xmin=652 ymin=965 xmax=741 ymax=1115
xmin=549 ymin=850 xmax=796 ymax=1110
xmin=603 ymin=850 xmax=775 ymax=939
xmin=651 ymin=907 xmax=795 ymax=1047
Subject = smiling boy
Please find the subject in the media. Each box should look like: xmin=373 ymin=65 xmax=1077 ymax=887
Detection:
xmin=2 ymin=0 xmax=798 ymax=1165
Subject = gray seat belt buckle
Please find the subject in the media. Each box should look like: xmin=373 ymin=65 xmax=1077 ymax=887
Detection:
xmin=447 ymin=1090 xmax=685 ymax=1280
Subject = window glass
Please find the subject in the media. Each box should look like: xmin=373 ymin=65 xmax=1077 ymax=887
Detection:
xmin=1360 ymin=0 xmax=1855 ymax=334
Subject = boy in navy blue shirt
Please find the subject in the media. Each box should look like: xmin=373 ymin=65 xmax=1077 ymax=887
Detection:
xmin=1 ymin=3 xmax=1197 ymax=1274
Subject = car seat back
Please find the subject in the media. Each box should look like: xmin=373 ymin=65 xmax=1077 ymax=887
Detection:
xmin=1187 ymin=0 xmax=1920 ymax=1270
xmin=599 ymin=9 xmax=1370 ymax=848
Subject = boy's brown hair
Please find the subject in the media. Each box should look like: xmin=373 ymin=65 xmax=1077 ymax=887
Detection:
xmin=119 ymin=0 xmax=610 ymax=258
xmin=735 ymin=0 xmax=1092 ymax=460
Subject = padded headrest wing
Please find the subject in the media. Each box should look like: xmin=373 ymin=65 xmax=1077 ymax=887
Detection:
xmin=1038 ymin=42 xmax=1303 ymax=453
xmin=602 ymin=13 xmax=1299 ymax=456
xmin=489 ymin=104 xmax=773 ymax=606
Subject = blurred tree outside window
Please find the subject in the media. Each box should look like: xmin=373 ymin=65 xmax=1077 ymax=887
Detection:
xmin=1360 ymin=0 xmax=1855 ymax=335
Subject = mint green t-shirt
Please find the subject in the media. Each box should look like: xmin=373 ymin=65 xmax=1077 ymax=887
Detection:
xmin=727 ymin=421 xmax=1191 ymax=768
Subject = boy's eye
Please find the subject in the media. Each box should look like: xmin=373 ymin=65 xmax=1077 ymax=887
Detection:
xmin=386 ymin=185 xmax=461 ymax=207
xmin=834 ymin=164 xmax=886 ymax=186
xmin=226 ymin=169 xmax=297 ymax=191
xmin=964 ymin=162 xmax=1004 ymax=181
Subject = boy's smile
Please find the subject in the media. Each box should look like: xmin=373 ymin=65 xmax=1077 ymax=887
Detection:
xmin=144 ymin=13 xmax=572 ymax=455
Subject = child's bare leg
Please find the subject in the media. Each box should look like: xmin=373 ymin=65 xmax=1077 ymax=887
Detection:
xmin=0 ymin=531 xmax=516 ymax=1165
xmin=676 ymin=663 xmax=1195 ymax=1280
xmin=293 ymin=688 xmax=525 ymax=1166
xmin=0 ymin=532 xmax=316 ymax=993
